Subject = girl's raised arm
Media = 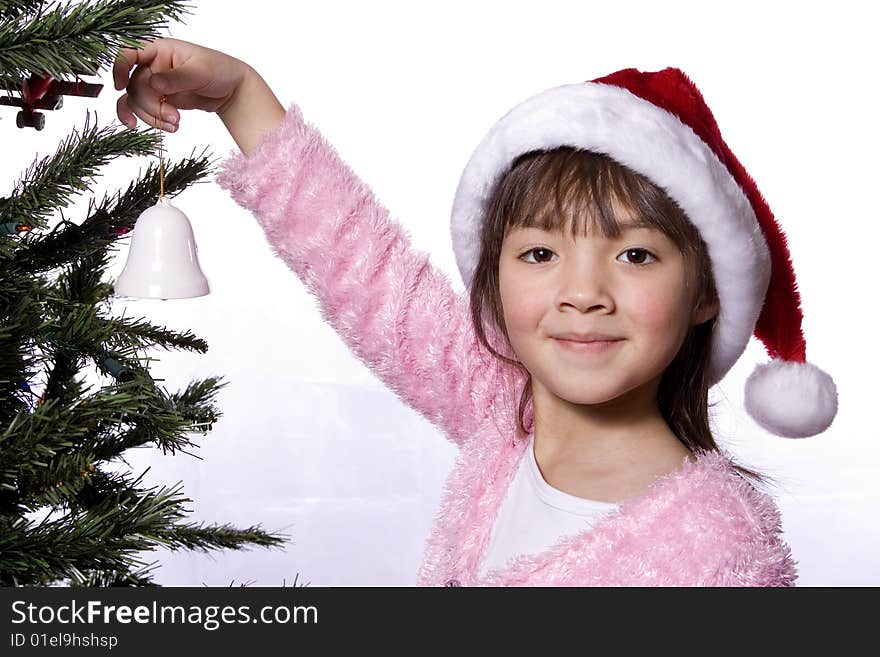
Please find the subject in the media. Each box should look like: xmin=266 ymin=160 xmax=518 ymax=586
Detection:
xmin=114 ymin=39 xmax=504 ymax=448
xmin=115 ymin=38 xmax=284 ymax=159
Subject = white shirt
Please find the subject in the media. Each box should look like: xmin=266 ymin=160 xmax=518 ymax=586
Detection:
xmin=477 ymin=433 xmax=620 ymax=579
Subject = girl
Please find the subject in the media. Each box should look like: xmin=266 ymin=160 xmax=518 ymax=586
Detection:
xmin=115 ymin=38 xmax=838 ymax=586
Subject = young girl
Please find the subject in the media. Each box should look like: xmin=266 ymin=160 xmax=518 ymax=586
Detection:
xmin=115 ymin=38 xmax=838 ymax=586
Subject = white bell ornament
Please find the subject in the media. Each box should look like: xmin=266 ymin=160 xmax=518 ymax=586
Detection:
xmin=112 ymin=196 xmax=209 ymax=300
xmin=112 ymin=94 xmax=210 ymax=301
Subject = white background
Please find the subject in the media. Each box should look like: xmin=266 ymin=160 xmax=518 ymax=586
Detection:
xmin=2 ymin=0 xmax=877 ymax=586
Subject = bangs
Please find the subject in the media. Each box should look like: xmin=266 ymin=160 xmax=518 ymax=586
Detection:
xmin=499 ymin=147 xmax=691 ymax=252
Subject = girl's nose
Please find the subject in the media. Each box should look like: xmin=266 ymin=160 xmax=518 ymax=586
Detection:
xmin=554 ymin=257 xmax=615 ymax=314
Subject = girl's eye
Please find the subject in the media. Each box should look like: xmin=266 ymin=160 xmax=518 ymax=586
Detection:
xmin=617 ymin=248 xmax=657 ymax=266
xmin=518 ymin=247 xmax=657 ymax=266
xmin=519 ymin=247 xmax=556 ymax=264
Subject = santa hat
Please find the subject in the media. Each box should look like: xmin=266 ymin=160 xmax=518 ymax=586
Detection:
xmin=450 ymin=67 xmax=837 ymax=438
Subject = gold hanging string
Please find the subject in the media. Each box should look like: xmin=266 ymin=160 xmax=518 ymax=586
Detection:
xmin=156 ymin=95 xmax=167 ymax=199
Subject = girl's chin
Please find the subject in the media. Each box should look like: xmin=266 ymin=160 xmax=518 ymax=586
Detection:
xmin=546 ymin=378 xmax=656 ymax=408
xmin=552 ymin=386 xmax=632 ymax=407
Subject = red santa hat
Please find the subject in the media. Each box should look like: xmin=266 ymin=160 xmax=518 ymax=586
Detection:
xmin=450 ymin=67 xmax=837 ymax=438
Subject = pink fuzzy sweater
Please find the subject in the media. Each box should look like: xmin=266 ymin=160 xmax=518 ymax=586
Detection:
xmin=215 ymin=103 xmax=799 ymax=587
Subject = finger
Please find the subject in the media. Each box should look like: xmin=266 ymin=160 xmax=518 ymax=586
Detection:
xmin=117 ymin=92 xmax=136 ymax=129
xmin=121 ymin=93 xmax=178 ymax=132
xmin=113 ymin=42 xmax=159 ymax=91
xmin=128 ymin=66 xmax=180 ymax=126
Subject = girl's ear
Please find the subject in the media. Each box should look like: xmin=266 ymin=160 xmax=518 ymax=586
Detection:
xmin=693 ymin=298 xmax=720 ymax=326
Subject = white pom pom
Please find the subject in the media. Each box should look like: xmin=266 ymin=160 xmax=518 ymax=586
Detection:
xmin=744 ymin=360 xmax=838 ymax=438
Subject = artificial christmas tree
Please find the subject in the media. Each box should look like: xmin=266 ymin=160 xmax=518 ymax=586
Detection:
xmin=0 ymin=0 xmax=286 ymax=586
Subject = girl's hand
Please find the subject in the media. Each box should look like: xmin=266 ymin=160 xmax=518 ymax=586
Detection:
xmin=113 ymin=37 xmax=250 ymax=132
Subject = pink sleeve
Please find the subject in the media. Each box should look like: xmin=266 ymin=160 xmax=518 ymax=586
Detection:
xmin=215 ymin=103 xmax=504 ymax=447
xmin=725 ymin=485 xmax=800 ymax=587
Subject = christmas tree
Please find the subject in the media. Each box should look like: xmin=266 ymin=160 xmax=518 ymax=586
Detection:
xmin=0 ymin=0 xmax=286 ymax=586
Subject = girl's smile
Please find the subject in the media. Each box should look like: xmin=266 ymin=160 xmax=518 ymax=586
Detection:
xmin=552 ymin=337 xmax=624 ymax=355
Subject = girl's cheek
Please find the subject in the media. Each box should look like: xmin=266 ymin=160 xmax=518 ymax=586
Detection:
xmin=502 ymin=289 xmax=550 ymax=339
xmin=628 ymin=286 xmax=688 ymax=330
xmin=502 ymin=292 xmax=542 ymax=331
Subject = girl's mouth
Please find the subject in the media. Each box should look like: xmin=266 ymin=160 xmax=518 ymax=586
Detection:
xmin=552 ymin=338 xmax=623 ymax=354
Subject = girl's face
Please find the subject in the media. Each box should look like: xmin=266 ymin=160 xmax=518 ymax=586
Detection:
xmin=498 ymin=211 xmax=717 ymax=410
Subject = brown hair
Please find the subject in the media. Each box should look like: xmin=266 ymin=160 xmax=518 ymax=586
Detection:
xmin=469 ymin=146 xmax=775 ymax=490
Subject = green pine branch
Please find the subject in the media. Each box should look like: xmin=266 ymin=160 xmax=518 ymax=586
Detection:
xmin=13 ymin=448 xmax=98 ymax=510
xmin=0 ymin=0 xmax=42 ymax=22
xmin=0 ymin=0 xmax=194 ymax=82
xmin=0 ymin=371 xmax=232 ymax=500
xmin=34 ymin=292 xmax=208 ymax=364
xmin=0 ymin=472 xmax=286 ymax=586
xmin=0 ymin=274 xmax=48 ymax=419
xmin=157 ymin=522 xmax=287 ymax=552
xmin=69 ymin=563 xmax=160 ymax=586
xmin=96 ymin=314 xmax=210 ymax=356
xmin=0 ymin=476 xmax=193 ymax=585
xmin=1 ymin=384 xmax=150 ymax=493
xmin=1 ymin=111 xmax=165 ymax=239
xmin=3 ymin=144 xmax=216 ymax=269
